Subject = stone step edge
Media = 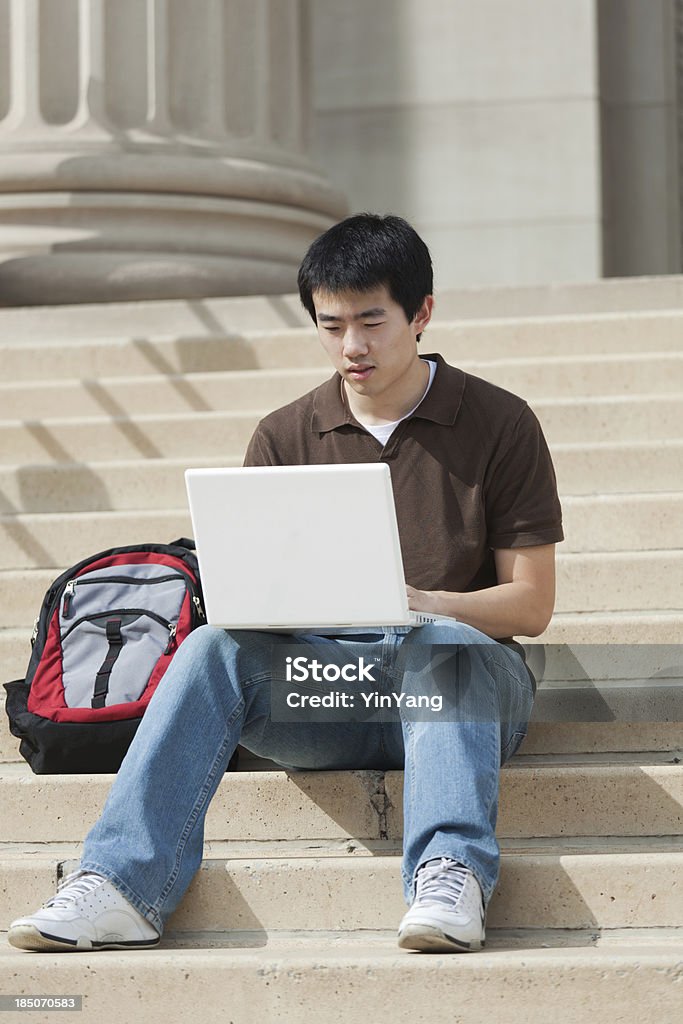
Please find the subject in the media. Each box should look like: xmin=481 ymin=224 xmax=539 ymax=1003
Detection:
xmin=1 ymin=846 xmax=680 ymax=932
xmin=0 ymin=932 xmax=681 ymax=957
xmin=2 ymin=913 xmax=682 ymax=945
xmin=2 ymin=556 xmax=681 ymax=606
xmin=2 ymin=927 xmax=680 ymax=946
xmin=0 ymin=276 xmax=678 ymax=322
xmin=2 ymin=438 xmax=681 ymax=470
xmin=3 ymin=517 xmax=681 ymax=549
xmin=1 ymin=833 xmax=681 ymax=859
xmin=2 ymin=611 xmax=682 ymax=639
xmin=5 ymin=732 xmax=683 ymax=766
xmin=14 ymin=933 xmax=679 ymax=946
xmin=3 ymin=490 xmax=682 ymax=519
xmin=3 ymin=391 xmax=683 ymax=428
xmin=88 ymin=926 xmax=683 ymax=948
xmin=0 ymin=441 xmax=681 ymax=497
xmin=2 ymin=609 xmax=681 ymax=631
xmin=4 ymin=471 xmax=682 ymax=513
xmin=2 ymin=348 xmax=681 ymax=388
xmin=1 ymin=761 xmax=680 ymax=842
xmin=4 ymin=300 xmax=683 ymax=343
xmin=1 ymin=753 xmax=680 ymax=779
xmin=4 ymin=607 xmax=681 ymax=619
xmin=0 ymin=936 xmax=681 ymax=1024
xmin=2 ymin=742 xmax=682 ymax=769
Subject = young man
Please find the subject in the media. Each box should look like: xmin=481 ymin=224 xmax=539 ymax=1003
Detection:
xmin=8 ymin=213 xmax=563 ymax=954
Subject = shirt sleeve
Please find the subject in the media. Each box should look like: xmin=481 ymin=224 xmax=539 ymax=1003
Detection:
xmin=484 ymin=404 xmax=564 ymax=549
xmin=242 ymin=423 xmax=280 ymax=467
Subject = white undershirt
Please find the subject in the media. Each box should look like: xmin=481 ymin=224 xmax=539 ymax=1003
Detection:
xmin=356 ymin=360 xmax=437 ymax=446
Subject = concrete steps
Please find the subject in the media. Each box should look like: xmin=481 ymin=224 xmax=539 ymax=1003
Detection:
xmin=1 ymin=756 xmax=682 ymax=1019
xmin=4 ymin=308 xmax=683 ymax=379
xmin=1 ymin=939 xmax=682 ymax=1024
xmin=2 ymin=836 xmax=682 ymax=934
xmin=2 ymin=352 xmax=682 ymax=419
xmin=4 ymin=609 xmax=678 ymax=708
xmin=1 ymin=273 xmax=683 ymax=347
xmin=2 ymin=754 xmax=682 ymax=944
xmin=2 ymin=394 xmax=682 ymax=464
xmin=2 ymin=493 xmax=682 ymax=566
xmin=2 ymin=758 xmax=681 ymax=843
xmin=3 ymin=611 xmax=681 ymax=670
xmin=1 ymin=280 xmax=682 ymax=1013
xmin=0 ymin=688 xmax=680 ymax=764
xmin=0 ymin=442 xmax=681 ymax=516
xmin=1 ymin=550 xmax=680 ymax=626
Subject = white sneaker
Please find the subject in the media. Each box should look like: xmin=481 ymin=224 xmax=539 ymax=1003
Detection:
xmin=398 ymin=857 xmax=485 ymax=952
xmin=8 ymin=870 xmax=160 ymax=952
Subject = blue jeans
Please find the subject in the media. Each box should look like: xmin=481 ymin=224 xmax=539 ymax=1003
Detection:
xmin=80 ymin=620 xmax=534 ymax=936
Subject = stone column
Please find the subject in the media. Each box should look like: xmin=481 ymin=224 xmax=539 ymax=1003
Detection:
xmin=0 ymin=0 xmax=347 ymax=305
xmin=677 ymin=0 xmax=683 ymax=271
xmin=598 ymin=0 xmax=680 ymax=277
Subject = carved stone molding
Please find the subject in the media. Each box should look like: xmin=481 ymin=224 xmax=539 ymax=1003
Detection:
xmin=0 ymin=0 xmax=346 ymax=304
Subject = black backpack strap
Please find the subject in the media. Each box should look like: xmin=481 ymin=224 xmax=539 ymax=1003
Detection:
xmin=169 ymin=537 xmax=196 ymax=551
xmin=92 ymin=619 xmax=124 ymax=709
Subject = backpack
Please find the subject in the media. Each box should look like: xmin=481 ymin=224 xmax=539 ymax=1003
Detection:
xmin=3 ymin=538 xmax=228 ymax=774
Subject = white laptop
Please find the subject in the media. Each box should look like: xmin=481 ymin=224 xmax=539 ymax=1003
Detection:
xmin=184 ymin=464 xmax=444 ymax=632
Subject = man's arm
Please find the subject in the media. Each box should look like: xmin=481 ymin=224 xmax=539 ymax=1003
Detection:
xmin=406 ymin=543 xmax=556 ymax=639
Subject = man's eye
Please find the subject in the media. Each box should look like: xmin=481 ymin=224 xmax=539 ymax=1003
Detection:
xmin=323 ymin=326 xmax=340 ymax=332
xmin=365 ymin=322 xmax=384 ymax=328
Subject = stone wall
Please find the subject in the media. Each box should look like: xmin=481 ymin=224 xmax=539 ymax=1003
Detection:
xmin=0 ymin=0 xmax=680 ymax=300
xmin=310 ymin=0 xmax=603 ymax=289
xmin=311 ymin=0 xmax=681 ymax=288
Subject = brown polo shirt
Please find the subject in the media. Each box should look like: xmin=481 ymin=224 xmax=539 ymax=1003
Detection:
xmin=243 ymin=353 xmax=563 ymax=622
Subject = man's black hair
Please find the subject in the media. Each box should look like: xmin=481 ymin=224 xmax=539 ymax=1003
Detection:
xmin=297 ymin=213 xmax=433 ymax=334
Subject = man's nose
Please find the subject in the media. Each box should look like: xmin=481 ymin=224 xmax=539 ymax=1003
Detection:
xmin=342 ymin=328 xmax=368 ymax=357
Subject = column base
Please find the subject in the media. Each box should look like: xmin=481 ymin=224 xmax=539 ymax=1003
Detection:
xmin=0 ymin=251 xmax=304 ymax=306
xmin=0 ymin=191 xmax=341 ymax=306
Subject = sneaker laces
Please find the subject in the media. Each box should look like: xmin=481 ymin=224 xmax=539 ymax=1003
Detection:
xmin=413 ymin=857 xmax=470 ymax=909
xmin=44 ymin=870 xmax=106 ymax=909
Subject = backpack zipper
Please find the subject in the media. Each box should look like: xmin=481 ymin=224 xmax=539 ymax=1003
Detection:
xmin=62 ymin=574 xmax=187 ymax=618
xmin=27 ymin=554 xmax=202 ymax=681
xmin=61 ymin=608 xmax=177 ymax=647
xmin=165 ymin=622 xmax=177 ymax=654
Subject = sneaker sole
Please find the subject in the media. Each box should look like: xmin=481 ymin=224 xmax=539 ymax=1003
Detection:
xmin=8 ymin=924 xmax=160 ymax=953
xmin=398 ymin=923 xmax=484 ymax=953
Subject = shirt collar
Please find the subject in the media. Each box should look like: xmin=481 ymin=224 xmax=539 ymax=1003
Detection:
xmin=311 ymin=353 xmax=465 ymax=434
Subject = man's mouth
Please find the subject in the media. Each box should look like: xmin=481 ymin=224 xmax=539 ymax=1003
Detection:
xmin=346 ymin=365 xmax=374 ymax=380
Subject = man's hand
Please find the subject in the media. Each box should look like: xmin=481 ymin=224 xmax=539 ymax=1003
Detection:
xmin=406 ymin=584 xmax=441 ymax=615
xmin=406 ymin=544 xmax=557 ymax=639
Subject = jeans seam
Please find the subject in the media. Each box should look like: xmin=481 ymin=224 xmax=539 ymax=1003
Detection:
xmin=402 ymin=718 xmax=416 ymax=885
xmin=400 ymin=655 xmax=503 ymax=903
xmin=482 ymin=648 xmax=534 ymax=697
xmin=241 ymin=670 xmax=274 ymax=688
xmin=153 ymin=698 xmax=244 ymax=916
xmin=501 ymin=727 xmax=528 ymax=764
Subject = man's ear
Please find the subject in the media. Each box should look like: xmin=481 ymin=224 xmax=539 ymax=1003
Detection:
xmin=413 ymin=295 xmax=434 ymax=338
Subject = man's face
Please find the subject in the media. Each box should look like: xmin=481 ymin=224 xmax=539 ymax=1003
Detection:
xmin=312 ymin=285 xmax=432 ymax=404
